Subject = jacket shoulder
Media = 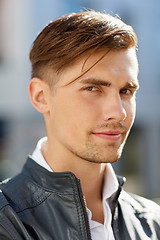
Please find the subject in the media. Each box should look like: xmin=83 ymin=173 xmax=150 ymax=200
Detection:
xmin=0 ymin=172 xmax=51 ymax=213
xmin=119 ymin=190 xmax=160 ymax=224
xmin=112 ymin=189 xmax=160 ymax=239
xmin=120 ymin=190 xmax=160 ymax=210
xmin=0 ymin=173 xmax=52 ymax=239
xmin=0 ymin=189 xmax=8 ymax=210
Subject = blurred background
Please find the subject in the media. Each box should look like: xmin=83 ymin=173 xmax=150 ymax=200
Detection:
xmin=0 ymin=0 xmax=160 ymax=202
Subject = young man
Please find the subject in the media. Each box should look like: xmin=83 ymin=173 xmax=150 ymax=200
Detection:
xmin=0 ymin=10 xmax=160 ymax=240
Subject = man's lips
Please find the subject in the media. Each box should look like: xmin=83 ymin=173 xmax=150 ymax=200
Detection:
xmin=92 ymin=130 xmax=123 ymax=141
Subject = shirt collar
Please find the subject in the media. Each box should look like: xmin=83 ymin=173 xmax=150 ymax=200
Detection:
xmin=103 ymin=163 xmax=119 ymax=201
xmin=31 ymin=137 xmax=53 ymax=172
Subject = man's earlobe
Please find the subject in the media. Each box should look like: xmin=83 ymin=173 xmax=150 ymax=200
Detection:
xmin=28 ymin=78 xmax=50 ymax=113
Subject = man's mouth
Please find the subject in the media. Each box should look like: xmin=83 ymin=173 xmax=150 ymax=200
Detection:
xmin=92 ymin=130 xmax=123 ymax=141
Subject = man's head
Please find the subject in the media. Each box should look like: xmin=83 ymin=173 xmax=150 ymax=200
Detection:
xmin=29 ymin=10 xmax=137 ymax=87
xmin=28 ymin=11 xmax=139 ymax=166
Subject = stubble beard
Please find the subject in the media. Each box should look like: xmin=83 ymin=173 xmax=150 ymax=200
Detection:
xmin=69 ymin=132 xmax=128 ymax=164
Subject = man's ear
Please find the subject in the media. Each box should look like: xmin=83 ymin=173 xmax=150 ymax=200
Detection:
xmin=28 ymin=78 xmax=50 ymax=113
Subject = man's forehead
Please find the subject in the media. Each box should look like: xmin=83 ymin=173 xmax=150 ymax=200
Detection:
xmin=55 ymin=47 xmax=138 ymax=87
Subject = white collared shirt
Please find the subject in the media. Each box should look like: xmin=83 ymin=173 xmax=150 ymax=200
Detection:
xmin=31 ymin=137 xmax=119 ymax=240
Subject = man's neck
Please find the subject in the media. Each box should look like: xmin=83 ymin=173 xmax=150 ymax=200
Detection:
xmin=80 ymin=164 xmax=105 ymax=224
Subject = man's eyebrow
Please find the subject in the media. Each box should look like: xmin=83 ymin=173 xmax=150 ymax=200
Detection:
xmin=79 ymin=78 xmax=111 ymax=87
xmin=79 ymin=78 xmax=139 ymax=89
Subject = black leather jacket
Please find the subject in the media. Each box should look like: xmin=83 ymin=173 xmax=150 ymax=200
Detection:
xmin=0 ymin=157 xmax=160 ymax=240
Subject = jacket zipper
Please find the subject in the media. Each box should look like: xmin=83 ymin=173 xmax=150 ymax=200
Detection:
xmin=75 ymin=178 xmax=92 ymax=240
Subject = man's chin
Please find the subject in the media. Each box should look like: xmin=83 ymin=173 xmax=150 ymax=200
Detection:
xmin=80 ymin=153 xmax=121 ymax=164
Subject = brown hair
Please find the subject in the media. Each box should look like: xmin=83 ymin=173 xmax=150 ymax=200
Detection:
xmin=29 ymin=10 xmax=137 ymax=86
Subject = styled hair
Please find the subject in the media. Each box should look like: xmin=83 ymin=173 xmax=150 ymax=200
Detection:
xmin=29 ymin=10 xmax=137 ymax=86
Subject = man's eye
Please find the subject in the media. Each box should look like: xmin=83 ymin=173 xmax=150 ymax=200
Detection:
xmin=120 ymin=89 xmax=132 ymax=95
xmin=84 ymin=86 xmax=99 ymax=92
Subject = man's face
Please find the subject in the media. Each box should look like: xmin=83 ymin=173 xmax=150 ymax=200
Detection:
xmin=46 ymin=48 xmax=139 ymax=164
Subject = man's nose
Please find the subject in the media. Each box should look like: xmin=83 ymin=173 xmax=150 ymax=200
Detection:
xmin=103 ymin=94 xmax=127 ymax=122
